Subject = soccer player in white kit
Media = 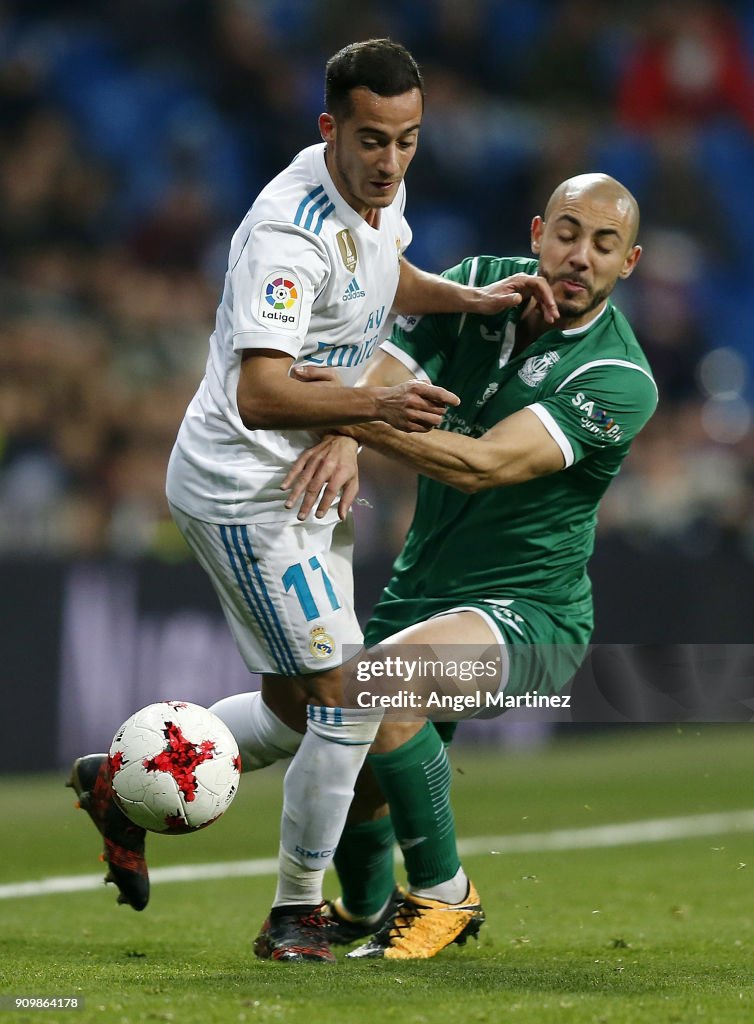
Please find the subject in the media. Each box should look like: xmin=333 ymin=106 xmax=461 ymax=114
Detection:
xmin=68 ymin=39 xmax=547 ymax=962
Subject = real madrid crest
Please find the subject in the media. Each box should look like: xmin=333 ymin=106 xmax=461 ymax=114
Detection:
xmin=310 ymin=625 xmax=336 ymax=659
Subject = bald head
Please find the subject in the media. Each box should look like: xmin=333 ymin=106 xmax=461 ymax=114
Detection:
xmin=531 ymin=172 xmax=643 ymax=327
xmin=545 ymin=173 xmax=640 ymax=246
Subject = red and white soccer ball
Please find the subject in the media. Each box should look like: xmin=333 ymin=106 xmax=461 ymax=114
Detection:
xmin=108 ymin=701 xmax=241 ymax=835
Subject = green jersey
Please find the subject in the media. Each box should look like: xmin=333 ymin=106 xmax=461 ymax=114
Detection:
xmin=365 ymin=256 xmax=657 ymax=648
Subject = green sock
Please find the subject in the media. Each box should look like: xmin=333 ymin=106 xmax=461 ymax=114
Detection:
xmin=433 ymin=720 xmax=458 ymax=747
xmin=333 ymin=816 xmax=397 ymax=918
xmin=368 ymin=722 xmax=460 ymax=890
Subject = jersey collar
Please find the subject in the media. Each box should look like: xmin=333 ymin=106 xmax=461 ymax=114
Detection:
xmin=559 ymin=302 xmax=610 ymax=337
xmin=504 ymin=294 xmax=612 ymax=363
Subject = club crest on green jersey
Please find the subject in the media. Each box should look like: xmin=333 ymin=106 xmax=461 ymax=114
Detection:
xmin=518 ymin=350 xmax=560 ymax=387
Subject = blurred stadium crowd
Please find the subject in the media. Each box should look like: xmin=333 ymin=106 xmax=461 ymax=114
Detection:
xmin=1 ymin=0 xmax=754 ymax=563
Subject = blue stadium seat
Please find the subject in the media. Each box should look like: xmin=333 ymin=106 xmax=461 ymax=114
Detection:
xmin=589 ymin=132 xmax=654 ymax=201
xmin=697 ymin=124 xmax=754 ymax=272
xmin=40 ymin=25 xmax=248 ymax=221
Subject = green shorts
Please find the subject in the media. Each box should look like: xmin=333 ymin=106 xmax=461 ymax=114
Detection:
xmin=365 ymin=592 xmax=592 ymax=736
xmin=444 ymin=597 xmax=590 ymax=698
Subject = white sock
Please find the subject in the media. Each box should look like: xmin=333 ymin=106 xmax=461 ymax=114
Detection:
xmin=411 ymin=866 xmax=469 ymax=905
xmin=274 ymin=846 xmax=325 ymax=907
xmin=210 ymin=691 xmax=302 ymax=771
xmin=273 ymin=706 xmax=382 ymax=907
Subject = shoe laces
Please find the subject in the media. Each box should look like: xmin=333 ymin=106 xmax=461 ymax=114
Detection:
xmin=298 ymin=903 xmax=329 ymax=931
xmin=380 ymin=899 xmax=423 ymax=942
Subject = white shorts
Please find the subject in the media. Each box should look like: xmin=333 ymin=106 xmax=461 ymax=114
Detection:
xmin=169 ymin=504 xmax=364 ymax=676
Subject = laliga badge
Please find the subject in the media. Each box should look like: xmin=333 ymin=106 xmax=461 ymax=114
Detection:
xmin=310 ymin=625 xmax=336 ymax=659
xmin=258 ymin=271 xmax=302 ymax=331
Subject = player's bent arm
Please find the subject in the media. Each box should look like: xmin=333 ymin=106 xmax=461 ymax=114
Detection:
xmin=237 ymin=349 xmax=458 ymax=433
xmin=347 ymin=407 xmax=565 ymax=492
xmin=394 ymin=261 xmax=558 ymax=322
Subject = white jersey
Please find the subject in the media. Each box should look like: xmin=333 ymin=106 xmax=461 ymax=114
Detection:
xmin=166 ymin=143 xmax=412 ymax=524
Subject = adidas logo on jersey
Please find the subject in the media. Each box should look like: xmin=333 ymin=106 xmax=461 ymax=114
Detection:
xmin=342 ymin=277 xmax=366 ymax=301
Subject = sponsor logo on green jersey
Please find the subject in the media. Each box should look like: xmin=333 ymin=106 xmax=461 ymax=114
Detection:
xmin=571 ymin=392 xmax=625 ymax=442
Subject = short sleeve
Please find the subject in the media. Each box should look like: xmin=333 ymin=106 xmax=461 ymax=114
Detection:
xmin=528 ymin=362 xmax=658 ymax=467
xmin=230 ymin=221 xmax=330 ymax=358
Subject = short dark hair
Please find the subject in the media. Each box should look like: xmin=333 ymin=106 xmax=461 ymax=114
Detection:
xmin=325 ymin=39 xmax=424 ymax=118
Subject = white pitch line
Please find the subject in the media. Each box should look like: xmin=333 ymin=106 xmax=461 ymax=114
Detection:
xmin=2 ymin=809 xmax=754 ymax=902
xmin=456 ymin=808 xmax=754 ymax=857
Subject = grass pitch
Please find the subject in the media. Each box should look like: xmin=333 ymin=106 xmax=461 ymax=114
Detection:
xmin=1 ymin=725 xmax=753 ymax=1023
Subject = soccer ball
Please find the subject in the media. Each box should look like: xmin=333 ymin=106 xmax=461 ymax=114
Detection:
xmin=108 ymin=701 xmax=241 ymax=835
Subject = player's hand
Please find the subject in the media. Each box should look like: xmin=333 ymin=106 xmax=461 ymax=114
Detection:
xmin=475 ymin=273 xmax=559 ymax=323
xmin=292 ymin=362 xmax=459 ymax=431
xmin=282 ymin=434 xmax=359 ymax=521
xmin=375 ymin=379 xmax=460 ymax=432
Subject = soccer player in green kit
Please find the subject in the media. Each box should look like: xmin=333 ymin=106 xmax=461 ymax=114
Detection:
xmin=284 ymin=172 xmax=657 ymax=959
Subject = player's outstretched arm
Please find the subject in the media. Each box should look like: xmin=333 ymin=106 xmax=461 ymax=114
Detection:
xmin=395 ymin=261 xmax=558 ymax=322
xmin=237 ymin=350 xmax=459 ymax=433
xmin=282 ymin=351 xmax=564 ymax=513
xmin=283 ymin=408 xmax=564 ymax=514
xmin=344 ymin=408 xmax=565 ymax=491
